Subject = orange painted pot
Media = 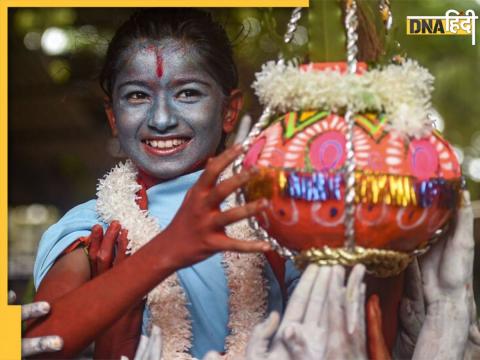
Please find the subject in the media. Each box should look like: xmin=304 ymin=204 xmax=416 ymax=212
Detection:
xmin=243 ymin=63 xmax=462 ymax=254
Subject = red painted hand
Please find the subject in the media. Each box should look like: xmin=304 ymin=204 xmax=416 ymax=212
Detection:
xmin=367 ymin=294 xmax=391 ymax=360
xmin=159 ymin=145 xmax=271 ymax=270
xmin=87 ymin=223 xmax=144 ymax=360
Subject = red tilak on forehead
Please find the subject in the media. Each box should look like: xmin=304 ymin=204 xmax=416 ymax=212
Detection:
xmin=155 ymin=48 xmax=163 ymax=78
xmin=145 ymin=44 xmax=163 ymax=78
xmin=157 ymin=48 xmax=163 ymax=78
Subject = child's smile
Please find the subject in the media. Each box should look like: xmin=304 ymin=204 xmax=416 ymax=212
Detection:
xmin=143 ymin=137 xmax=191 ymax=155
xmin=109 ymin=38 xmax=227 ymax=181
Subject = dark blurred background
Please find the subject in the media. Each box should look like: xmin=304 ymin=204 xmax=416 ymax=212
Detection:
xmin=7 ymin=2 xmax=480 ymax=307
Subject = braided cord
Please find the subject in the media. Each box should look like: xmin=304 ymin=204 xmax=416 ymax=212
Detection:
xmin=284 ymin=7 xmax=303 ymax=44
xmin=343 ymin=0 xmax=359 ymax=251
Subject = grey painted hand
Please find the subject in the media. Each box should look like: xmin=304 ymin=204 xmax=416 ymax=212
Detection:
xmin=394 ymin=259 xmax=425 ymax=358
xmin=120 ymin=325 xmax=162 ymax=360
xmin=465 ymin=314 xmax=480 ymax=360
xmin=8 ymin=291 xmax=63 ymax=357
xmin=240 ymin=264 xmax=367 ymax=360
xmin=244 ymin=311 xmax=282 ymax=359
xmin=273 ymin=265 xmax=367 ymax=360
xmin=131 ymin=326 xmax=162 ymax=360
xmin=202 ymin=314 xmax=281 ymax=360
xmin=396 ymin=190 xmax=475 ymax=359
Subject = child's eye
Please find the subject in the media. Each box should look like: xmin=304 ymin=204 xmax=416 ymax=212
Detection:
xmin=126 ymin=91 xmax=150 ymax=104
xmin=176 ymin=89 xmax=202 ymax=102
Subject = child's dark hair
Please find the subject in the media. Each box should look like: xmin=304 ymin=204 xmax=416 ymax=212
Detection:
xmin=100 ymin=8 xmax=238 ymax=99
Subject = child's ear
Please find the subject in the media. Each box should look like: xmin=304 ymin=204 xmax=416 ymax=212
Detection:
xmin=222 ymin=89 xmax=243 ymax=134
xmin=104 ymin=97 xmax=118 ymax=137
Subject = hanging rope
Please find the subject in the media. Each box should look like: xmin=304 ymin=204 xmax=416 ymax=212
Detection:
xmin=343 ymin=0 xmax=359 ymax=251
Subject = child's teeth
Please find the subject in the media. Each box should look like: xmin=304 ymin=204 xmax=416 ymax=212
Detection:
xmin=147 ymin=138 xmax=187 ymax=149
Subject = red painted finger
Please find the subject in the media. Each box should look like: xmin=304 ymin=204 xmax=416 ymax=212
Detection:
xmin=214 ymin=235 xmax=271 ymax=253
xmin=196 ymin=144 xmax=243 ymax=189
xmin=88 ymin=224 xmax=104 ymax=277
xmin=213 ymin=199 xmax=269 ymax=228
xmin=113 ymin=229 xmax=129 ymax=265
xmin=88 ymin=225 xmax=104 ymax=258
xmin=97 ymin=221 xmax=121 ymax=274
xmin=206 ymin=170 xmax=254 ymax=207
xmin=367 ymin=294 xmax=391 ymax=360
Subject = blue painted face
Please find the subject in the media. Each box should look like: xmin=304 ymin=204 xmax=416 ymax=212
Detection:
xmin=108 ymin=39 xmax=227 ymax=181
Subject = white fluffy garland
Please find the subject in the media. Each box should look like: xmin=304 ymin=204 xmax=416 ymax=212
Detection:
xmin=96 ymin=160 xmax=267 ymax=359
xmin=253 ymin=59 xmax=435 ymax=138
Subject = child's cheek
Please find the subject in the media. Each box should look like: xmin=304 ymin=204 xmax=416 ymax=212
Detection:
xmin=116 ymin=106 xmax=149 ymax=134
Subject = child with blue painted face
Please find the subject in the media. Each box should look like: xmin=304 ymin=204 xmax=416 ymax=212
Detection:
xmin=27 ymin=9 xmax=300 ymax=359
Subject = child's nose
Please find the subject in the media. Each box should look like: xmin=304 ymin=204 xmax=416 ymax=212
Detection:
xmin=147 ymin=97 xmax=178 ymax=132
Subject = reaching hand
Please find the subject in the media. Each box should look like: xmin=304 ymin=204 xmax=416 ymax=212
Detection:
xmin=8 ymin=290 xmax=63 ymax=357
xmin=266 ymin=264 xmax=369 ymax=360
xmin=160 ymin=144 xmax=271 ymax=269
xmin=205 ymin=264 xmax=389 ymax=360
xmin=397 ymin=190 xmax=475 ymax=359
xmin=394 ymin=258 xmax=425 ymax=358
xmin=118 ymin=325 xmax=162 ymax=360
xmin=133 ymin=326 xmax=162 ymax=360
xmin=267 ymin=264 xmax=390 ymax=360
xmin=419 ymin=191 xmax=474 ymax=308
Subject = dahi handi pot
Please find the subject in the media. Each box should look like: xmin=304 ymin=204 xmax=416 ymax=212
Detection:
xmin=241 ymin=62 xmax=463 ymax=277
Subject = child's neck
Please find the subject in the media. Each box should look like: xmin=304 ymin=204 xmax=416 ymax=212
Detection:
xmin=137 ymin=165 xmax=206 ymax=190
xmin=137 ymin=169 xmax=161 ymax=190
xmin=135 ymin=151 xmax=217 ymax=189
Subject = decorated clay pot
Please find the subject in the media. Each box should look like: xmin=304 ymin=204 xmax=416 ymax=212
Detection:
xmin=241 ymin=62 xmax=462 ymax=274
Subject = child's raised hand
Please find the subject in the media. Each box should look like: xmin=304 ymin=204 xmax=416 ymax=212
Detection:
xmin=161 ymin=144 xmax=272 ymax=268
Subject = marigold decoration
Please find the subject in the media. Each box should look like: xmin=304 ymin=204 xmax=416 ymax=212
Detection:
xmin=234 ymin=4 xmax=464 ymax=277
